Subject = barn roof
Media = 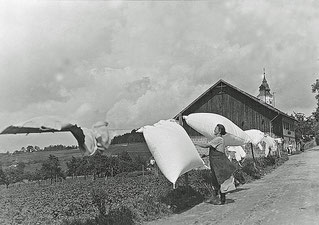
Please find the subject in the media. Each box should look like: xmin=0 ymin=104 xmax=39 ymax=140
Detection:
xmin=174 ymin=79 xmax=296 ymax=121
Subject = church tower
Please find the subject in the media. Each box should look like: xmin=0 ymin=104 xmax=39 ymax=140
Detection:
xmin=257 ymin=68 xmax=274 ymax=106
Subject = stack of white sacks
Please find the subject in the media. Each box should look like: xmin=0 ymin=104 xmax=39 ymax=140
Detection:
xmin=138 ymin=113 xmax=281 ymax=188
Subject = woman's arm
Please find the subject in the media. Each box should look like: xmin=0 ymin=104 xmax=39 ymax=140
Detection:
xmin=195 ymin=142 xmax=211 ymax=148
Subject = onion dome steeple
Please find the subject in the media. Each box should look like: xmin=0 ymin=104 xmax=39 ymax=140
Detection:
xmin=257 ymin=68 xmax=274 ymax=106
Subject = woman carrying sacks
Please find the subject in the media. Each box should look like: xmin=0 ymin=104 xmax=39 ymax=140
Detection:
xmin=196 ymin=124 xmax=237 ymax=205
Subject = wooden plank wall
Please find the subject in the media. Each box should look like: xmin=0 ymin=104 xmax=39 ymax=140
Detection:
xmin=184 ymin=92 xmax=272 ymax=136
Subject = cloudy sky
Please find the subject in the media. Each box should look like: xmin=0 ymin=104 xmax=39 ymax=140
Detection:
xmin=0 ymin=0 xmax=318 ymax=152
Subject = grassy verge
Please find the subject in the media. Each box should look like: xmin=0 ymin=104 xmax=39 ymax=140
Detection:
xmin=304 ymin=139 xmax=317 ymax=150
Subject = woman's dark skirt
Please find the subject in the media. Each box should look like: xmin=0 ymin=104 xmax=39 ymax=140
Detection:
xmin=209 ymin=149 xmax=237 ymax=189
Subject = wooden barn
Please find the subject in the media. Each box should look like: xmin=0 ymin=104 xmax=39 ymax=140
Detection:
xmin=174 ymin=79 xmax=297 ymax=150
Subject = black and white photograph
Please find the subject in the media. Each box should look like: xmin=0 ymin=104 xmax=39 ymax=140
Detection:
xmin=0 ymin=0 xmax=318 ymax=224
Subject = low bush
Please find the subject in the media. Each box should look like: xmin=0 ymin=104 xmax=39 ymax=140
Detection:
xmin=241 ymin=158 xmax=261 ymax=179
xmin=115 ymin=170 xmax=152 ymax=178
xmin=62 ymin=207 xmax=135 ymax=225
xmin=160 ymin=185 xmax=204 ymax=213
xmin=305 ymin=139 xmax=316 ymax=150
xmin=315 ymin=134 xmax=319 ymax=145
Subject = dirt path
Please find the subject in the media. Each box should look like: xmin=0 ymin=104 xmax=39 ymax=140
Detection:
xmin=146 ymin=147 xmax=319 ymax=225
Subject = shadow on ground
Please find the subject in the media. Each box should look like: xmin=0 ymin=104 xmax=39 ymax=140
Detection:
xmin=228 ymin=187 xmax=250 ymax=194
xmin=205 ymin=198 xmax=235 ymax=205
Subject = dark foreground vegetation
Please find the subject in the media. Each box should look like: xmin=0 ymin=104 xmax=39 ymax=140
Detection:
xmin=0 ymin=151 xmax=290 ymax=225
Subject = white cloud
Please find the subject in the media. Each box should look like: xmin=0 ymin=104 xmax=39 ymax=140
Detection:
xmin=0 ymin=0 xmax=318 ymax=151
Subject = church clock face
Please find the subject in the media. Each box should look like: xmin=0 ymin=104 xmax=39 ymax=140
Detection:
xmin=257 ymin=70 xmax=274 ymax=106
xmin=266 ymin=97 xmax=273 ymax=105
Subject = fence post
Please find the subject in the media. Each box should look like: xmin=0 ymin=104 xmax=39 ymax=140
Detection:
xmin=250 ymin=143 xmax=257 ymax=170
xmin=179 ymin=113 xmax=189 ymax=193
xmin=278 ymin=143 xmax=282 ymax=158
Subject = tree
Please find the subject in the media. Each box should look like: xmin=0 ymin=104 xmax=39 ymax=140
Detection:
xmin=26 ymin=145 xmax=34 ymax=152
xmin=312 ymin=79 xmax=319 ymax=121
xmin=4 ymin=169 xmax=19 ymax=186
xmin=293 ymin=112 xmax=316 ymax=142
xmin=88 ymin=151 xmax=110 ymax=179
xmin=0 ymin=162 xmax=27 ymax=188
xmin=77 ymin=157 xmax=91 ymax=179
xmin=111 ymin=129 xmax=145 ymax=145
xmin=29 ymin=169 xmax=44 ymax=182
xmin=311 ymin=79 xmax=319 ymax=144
xmin=40 ymin=155 xmax=65 ymax=184
xmin=66 ymin=156 xmax=81 ymax=177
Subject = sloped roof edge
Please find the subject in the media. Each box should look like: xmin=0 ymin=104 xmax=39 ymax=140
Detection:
xmin=174 ymin=79 xmax=296 ymax=121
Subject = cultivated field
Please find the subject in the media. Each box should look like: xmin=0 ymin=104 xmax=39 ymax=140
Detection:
xmin=0 ymin=142 xmax=295 ymax=225
xmin=0 ymin=143 xmax=151 ymax=172
xmin=0 ymin=170 xmax=206 ymax=225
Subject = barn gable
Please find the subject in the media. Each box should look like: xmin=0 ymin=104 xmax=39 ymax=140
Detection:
xmin=174 ymin=79 xmax=296 ymax=139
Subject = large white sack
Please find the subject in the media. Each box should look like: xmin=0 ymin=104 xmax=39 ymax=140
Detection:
xmin=183 ymin=113 xmax=251 ymax=146
xmin=92 ymin=121 xmax=111 ymax=149
xmin=261 ymin=136 xmax=276 ymax=157
xmin=227 ymin=146 xmax=246 ymax=161
xmin=244 ymin=129 xmax=265 ymax=145
xmin=138 ymin=120 xmax=205 ymax=185
xmin=82 ymin=128 xmax=98 ymax=156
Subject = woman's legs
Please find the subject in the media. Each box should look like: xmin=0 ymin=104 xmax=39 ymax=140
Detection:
xmin=206 ymin=168 xmax=221 ymax=204
xmin=211 ymin=169 xmax=233 ymax=205
xmin=209 ymin=151 xmax=236 ymax=205
xmin=220 ymin=192 xmax=226 ymax=204
xmin=211 ymin=169 xmax=221 ymax=194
